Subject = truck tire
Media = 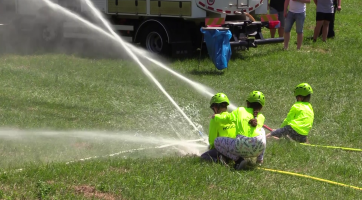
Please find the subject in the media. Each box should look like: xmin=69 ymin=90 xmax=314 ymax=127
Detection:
xmin=36 ymin=7 xmax=63 ymax=48
xmin=37 ymin=23 xmax=63 ymax=45
xmin=140 ymin=25 xmax=170 ymax=55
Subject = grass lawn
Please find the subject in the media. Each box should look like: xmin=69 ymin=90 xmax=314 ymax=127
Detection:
xmin=0 ymin=1 xmax=362 ymax=199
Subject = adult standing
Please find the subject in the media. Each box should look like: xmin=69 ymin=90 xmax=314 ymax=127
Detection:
xmin=269 ymin=0 xmax=286 ymax=38
xmin=283 ymin=0 xmax=311 ymax=50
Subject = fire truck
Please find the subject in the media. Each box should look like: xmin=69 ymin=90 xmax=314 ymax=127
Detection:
xmin=1 ymin=0 xmax=283 ymax=56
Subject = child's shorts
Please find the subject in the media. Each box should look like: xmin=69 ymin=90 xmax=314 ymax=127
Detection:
xmin=270 ymin=125 xmax=307 ymax=143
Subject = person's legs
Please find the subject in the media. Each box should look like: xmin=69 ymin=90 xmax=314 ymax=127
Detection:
xmin=278 ymin=26 xmax=285 ymax=38
xmin=296 ymin=33 xmax=303 ymax=50
xmin=234 ymin=134 xmax=266 ymax=170
xmin=270 ymin=28 xmax=277 ymax=38
xmin=321 ymin=20 xmax=330 ymax=42
xmin=268 ymin=126 xmax=291 ymax=138
xmin=314 ymin=12 xmax=325 ymax=41
xmin=214 ymin=137 xmax=240 ymax=161
xmin=285 ymin=128 xmax=307 ymax=143
xmin=269 ymin=7 xmax=278 ymax=38
xmin=278 ymin=11 xmax=285 ymax=37
xmin=313 ymin=21 xmax=324 ymax=41
xmin=269 ymin=125 xmax=307 ymax=143
xmin=284 ymin=32 xmax=291 ymax=50
xmin=328 ymin=14 xmax=335 ymax=38
xmin=283 ymin=11 xmax=294 ymax=50
xmin=328 ymin=2 xmax=337 ymax=38
xmin=295 ymin=11 xmax=306 ymax=50
xmin=235 ymin=135 xmax=266 ymax=158
xmin=318 ymin=13 xmax=324 ymax=37
xmin=200 ymin=148 xmax=219 ymax=162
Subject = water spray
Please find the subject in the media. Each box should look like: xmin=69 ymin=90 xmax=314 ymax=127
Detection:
xmin=66 ymin=138 xmax=206 ymax=164
xmin=125 ymin=44 xmax=214 ymax=96
xmin=84 ymin=0 xmax=203 ymax=140
xmin=40 ymin=0 xmax=235 ymax=142
xmin=42 ymin=0 xmax=206 ymax=142
xmin=83 ymin=0 xmax=209 ymax=140
xmin=124 ymin=43 xmax=239 ymax=111
xmin=2 ymin=138 xmax=206 ymax=174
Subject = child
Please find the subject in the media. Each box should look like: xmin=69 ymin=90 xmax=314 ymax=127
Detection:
xmin=212 ymin=91 xmax=267 ymax=170
xmin=319 ymin=0 xmax=341 ymax=39
xmin=312 ymin=0 xmax=335 ymax=42
xmin=266 ymin=83 xmax=314 ymax=143
xmin=283 ymin=0 xmax=311 ymax=50
xmin=200 ymin=93 xmax=236 ymax=163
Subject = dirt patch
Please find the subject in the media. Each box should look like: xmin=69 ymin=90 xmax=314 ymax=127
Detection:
xmin=0 ymin=185 xmax=10 ymax=192
xmin=74 ymin=185 xmax=120 ymax=200
xmin=208 ymin=184 xmax=217 ymax=189
xmin=314 ymin=48 xmax=329 ymax=54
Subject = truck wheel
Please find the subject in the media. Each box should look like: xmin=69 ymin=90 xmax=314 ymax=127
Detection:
xmin=141 ymin=26 xmax=169 ymax=55
xmin=38 ymin=23 xmax=63 ymax=45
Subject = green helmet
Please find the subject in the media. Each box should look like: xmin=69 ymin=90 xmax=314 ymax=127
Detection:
xmin=210 ymin=93 xmax=230 ymax=107
xmin=294 ymin=83 xmax=313 ymax=97
xmin=246 ymin=91 xmax=265 ymax=106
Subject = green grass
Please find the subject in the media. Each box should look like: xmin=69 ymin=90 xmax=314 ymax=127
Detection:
xmin=0 ymin=1 xmax=362 ymax=199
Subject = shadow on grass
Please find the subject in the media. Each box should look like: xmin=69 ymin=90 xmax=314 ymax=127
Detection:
xmin=238 ymin=44 xmax=284 ymax=60
xmin=169 ymin=46 xmax=248 ymax=62
xmin=189 ymin=68 xmax=225 ymax=76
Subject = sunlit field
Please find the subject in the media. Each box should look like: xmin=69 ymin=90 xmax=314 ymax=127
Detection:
xmin=0 ymin=0 xmax=361 ymax=199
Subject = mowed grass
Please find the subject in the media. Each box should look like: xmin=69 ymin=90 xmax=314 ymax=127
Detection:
xmin=1 ymin=1 xmax=362 ymax=199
